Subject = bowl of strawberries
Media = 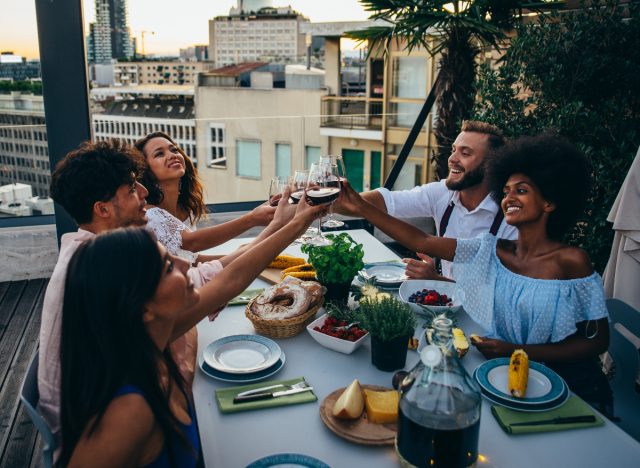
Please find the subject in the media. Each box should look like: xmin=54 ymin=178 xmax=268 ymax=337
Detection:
xmin=306 ymin=311 xmax=369 ymax=355
xmin=398 ymin=280 xmax=463 ymax=318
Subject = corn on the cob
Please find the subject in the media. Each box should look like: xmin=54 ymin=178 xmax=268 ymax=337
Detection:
xmin=508 ymin=349 xmax=529 ymax=398
xmin=281 ymin=270 xmax=317 ymax=281
xmin=282 ymin=263 xmax=314 ymax=274
xmin=268 ymin=255 xmax=305 ymax=269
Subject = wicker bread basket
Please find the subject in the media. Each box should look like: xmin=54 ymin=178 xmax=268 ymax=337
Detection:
xmin=245 ymin=297 xmax=324 ymax=339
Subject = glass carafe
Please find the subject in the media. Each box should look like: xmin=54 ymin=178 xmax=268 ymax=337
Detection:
xmin=396 ymin=316 xmax=481 ymax=468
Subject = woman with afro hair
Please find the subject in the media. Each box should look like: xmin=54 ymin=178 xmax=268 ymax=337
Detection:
xmin=339 ymin=133 xmax=612 ymax=415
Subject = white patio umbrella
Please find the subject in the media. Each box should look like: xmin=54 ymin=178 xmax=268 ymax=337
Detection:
xmin=603 ymin=145 xmax=640 ymax=312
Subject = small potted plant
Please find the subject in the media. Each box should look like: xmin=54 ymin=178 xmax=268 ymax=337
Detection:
xmin=301 ymin=232 xmax=364 ymax=303
xmin=356 ymin=295 xmax=417 ymax=372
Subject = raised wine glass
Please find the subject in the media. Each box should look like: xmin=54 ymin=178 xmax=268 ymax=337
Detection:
xmin=319 ymin=154 xmax=346 ymax=229
xmin=305 ymin=162 xmax=341 ymax=246
xmin=268 ymin=176 xmax=288 ymax=206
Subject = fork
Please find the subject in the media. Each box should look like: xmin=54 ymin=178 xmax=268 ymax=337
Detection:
xmin=232 ymin=381 xmax=312 ymax=404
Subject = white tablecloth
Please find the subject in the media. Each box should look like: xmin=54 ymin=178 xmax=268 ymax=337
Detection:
xmin=194 ymin=230 xmax=640 ymax=467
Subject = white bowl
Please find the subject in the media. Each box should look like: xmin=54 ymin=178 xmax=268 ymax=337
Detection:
xmin=306 ymin=313 xmax=369 ymax=354
xmin=398 ymin=279 xmax=464 ymax=318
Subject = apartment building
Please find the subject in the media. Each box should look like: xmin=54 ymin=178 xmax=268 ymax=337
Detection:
xmin=93 ymin=95 xmax=197 ymax=161
xmin=195 ymin=66 xmax=327 ymax=203
xmin=209 ymin=6 xmax=309 ymax=66
xmin=113 ymin=61 xmax=212 ymax=86
xmin=86 ymin=0 xmax=134 ymax=63
xmin=0 ymin=93 xmax=50 ymax=197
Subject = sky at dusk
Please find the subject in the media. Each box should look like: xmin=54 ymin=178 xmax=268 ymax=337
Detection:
xmin=1 ymin=0 xmax=371 ymax=60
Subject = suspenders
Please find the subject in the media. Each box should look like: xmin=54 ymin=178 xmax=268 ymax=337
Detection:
xmin=434 ymin=201 xmax=505 ymax=274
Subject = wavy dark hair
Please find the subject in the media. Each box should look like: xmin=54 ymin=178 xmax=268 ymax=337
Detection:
xmin=59 ymin=228 xmax=191 ymax=466
xmin=50 ymin=139 xmax=144 ymax=225
xmin=487 ymin=133 xmax=592 ymax=240
xmin=135 ymin=132 xmax=207 ymax=223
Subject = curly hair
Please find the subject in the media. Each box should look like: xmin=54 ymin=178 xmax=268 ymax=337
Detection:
xmin=487 ymin=134 xmax=592 ymax=240
xmin=50 ymin=139 xmax=145 ymax=225
xmin=135 ymin=132 xmax=207 ymax=223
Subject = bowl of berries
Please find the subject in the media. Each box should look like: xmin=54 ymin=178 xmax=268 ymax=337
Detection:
xmin=398 ymin=280 xmax=463 ymax=318
xmin=306 ymin=310 xmax=369 ymax=355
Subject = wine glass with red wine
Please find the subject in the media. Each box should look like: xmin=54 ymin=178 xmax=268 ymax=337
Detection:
xmin=319 ymin=155 xmax=346 ymax=228
xmin=289 ymin=170 xmax=308 ymax=205
xmin=305 ymin=162 xmax=341 ymax=246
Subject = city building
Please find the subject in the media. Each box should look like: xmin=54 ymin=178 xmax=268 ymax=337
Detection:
xmin=92 ymin=87 xmax=197 ymax=162
xmin=0 ymin=53 xmax=41 ymax=82
xmin=304 ymin=22 xmax=437 ymax=193
xmin=113 ymin=61 xmax=211 ymax=86
xmin=209 ymin=4 xmax=309 ymax=66
xmin=0 ymin=182 xmax=54 ymax=217
xmin=195 ymin=65 xmax=327 ymax=203
xmin=86 ymin=0 xmax=134 ymax=63
xmin=0 ymin=93 xmax=50 ymax=198
xmin=180 ymin=45 xmax=210 ymax=62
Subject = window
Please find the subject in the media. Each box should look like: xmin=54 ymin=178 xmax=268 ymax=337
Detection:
xmin=305 ymin=145 xmax=320 ymax=169
xmin=391 ymin=56 xmax=429 ymax=127
xmin=236 ymin=140 xmax=261 ymax=178
xmin=275 ymin=143 xmax=291 ymax=178
xmin=208 ymin=123 xmax=226 ymax=168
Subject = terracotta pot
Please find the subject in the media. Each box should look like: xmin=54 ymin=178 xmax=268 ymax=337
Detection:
xmin=370 ymin=334 xmax=411 ymax=372
xmin=323 ymin=281 xmax=352 ymax=304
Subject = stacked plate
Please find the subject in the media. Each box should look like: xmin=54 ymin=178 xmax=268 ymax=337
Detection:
xmin=198 ymin=335 xmax=285 ymax=384
xmin=473 ymin=358 xmax=570 ymax=412
xmin=358 ymin=262 xmax=407 ymax=289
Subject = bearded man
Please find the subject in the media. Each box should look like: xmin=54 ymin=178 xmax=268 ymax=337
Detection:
xmin=356 ymin=120 xmax=517 ymax=279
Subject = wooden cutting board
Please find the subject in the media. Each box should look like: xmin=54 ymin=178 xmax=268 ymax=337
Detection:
xmin=258 ymin=268 xmax=283 ymax=284
xmin=319 ymin=385 xmax=397 ymax=446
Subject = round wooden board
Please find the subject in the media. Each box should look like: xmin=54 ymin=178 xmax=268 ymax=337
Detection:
xmin=319 ymin=385 xmax=397 ymax=446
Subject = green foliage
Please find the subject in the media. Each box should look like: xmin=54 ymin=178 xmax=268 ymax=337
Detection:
xmin=473 ymin=0 xmax=640 ymax=272
xmin=0 ymin=80 xmax=42 ymax=95
xmin=301 ymin=233 xmax=365 ymax=285
xmin=356 ymin=296 xmax=417 ymax=342
xmin=325 ymin=300 xmax=359 ymax=323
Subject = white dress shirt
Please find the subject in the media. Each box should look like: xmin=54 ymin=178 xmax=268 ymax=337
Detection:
xmin=376 ymin=180 xmax=517 ymax=277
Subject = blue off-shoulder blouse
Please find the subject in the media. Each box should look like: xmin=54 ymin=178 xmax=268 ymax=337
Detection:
xmin=452 ymin=234 xmax=609 ymax=344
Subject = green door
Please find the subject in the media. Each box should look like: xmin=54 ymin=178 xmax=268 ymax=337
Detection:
xmin=370 ymin=151 xmax=382 ymax=190
xmin=342 ymin=149 xmax=364 ymax=192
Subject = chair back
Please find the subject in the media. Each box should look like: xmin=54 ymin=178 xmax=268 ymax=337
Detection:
xmin=20 ymin=350 xmax=55 ymax=468
xmin=607 ymin=298 xmax=640 ymax=442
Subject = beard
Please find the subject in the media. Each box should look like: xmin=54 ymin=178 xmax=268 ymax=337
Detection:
xmin=445 ymin=165 xmax=484 ymax=191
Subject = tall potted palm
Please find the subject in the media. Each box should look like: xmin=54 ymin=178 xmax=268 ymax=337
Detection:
xmin=348 ymin=0 xmax=561 ymax=179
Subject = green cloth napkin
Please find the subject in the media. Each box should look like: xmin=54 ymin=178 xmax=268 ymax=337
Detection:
xmin=215 ymin=377 xmax=317 ymax=414
xmin=491 ymin=395 xmax=604 ymax=435
xmin=227 ymin=288 xmax=264 ymax=306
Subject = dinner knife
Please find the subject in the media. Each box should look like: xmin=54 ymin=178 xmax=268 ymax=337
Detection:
xmin=510 ymin=415 xmax=596 ymax=427
xmin=233 ymin=386 xmax=314 ymax=404
xmin=235 ymin=384 xmax=285 ymax=398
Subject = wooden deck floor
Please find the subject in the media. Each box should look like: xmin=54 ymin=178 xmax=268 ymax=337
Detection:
xmin=0 ymin=279 xmax=47 ymax=468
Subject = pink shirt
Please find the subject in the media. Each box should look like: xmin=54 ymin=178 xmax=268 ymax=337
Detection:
xmin=38 ymin=229 xmax=223 ymax=451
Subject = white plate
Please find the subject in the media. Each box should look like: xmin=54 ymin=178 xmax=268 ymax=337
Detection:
xmin=487 ymin=366 xmax=551 ymax=399
xmin=203 ymin=335 xmax=281 ymax=375
xmin=359 ymin=262 xmax=407 ymax=287
xmin=198 ymin=351 xmax=286 ymax=384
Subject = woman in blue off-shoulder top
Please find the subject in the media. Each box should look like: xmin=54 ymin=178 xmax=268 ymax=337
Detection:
xmin=339 ymin=134 xmax=612 ymax=415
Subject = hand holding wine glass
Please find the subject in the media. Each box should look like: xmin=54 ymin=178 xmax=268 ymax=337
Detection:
xmin=304 ymin=162 xmax=341 ymax=246
xmin=319 ymin=155 xmax=346 ymax=228
xmin=268 ymin=176 xmax=288 ymax=206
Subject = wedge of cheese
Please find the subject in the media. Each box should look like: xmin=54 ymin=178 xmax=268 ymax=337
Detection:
xmin=363 ymin=388 xmax=399 ymax=424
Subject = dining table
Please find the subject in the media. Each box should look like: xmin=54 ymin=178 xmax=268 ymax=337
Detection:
xmin=194 ymin=229 xmax=640 ymax=467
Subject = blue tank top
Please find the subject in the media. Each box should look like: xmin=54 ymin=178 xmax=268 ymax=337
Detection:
xmin=114 ymin=384 xmax=200 ymax=468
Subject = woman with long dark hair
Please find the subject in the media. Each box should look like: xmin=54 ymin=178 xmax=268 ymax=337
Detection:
xmin=135 ymin=132 xmax=275 ymax=265
xmin=338 ymin=134 xmax=613 ymax=415
xmin=59 ymin=194 xmax=324 ymax=466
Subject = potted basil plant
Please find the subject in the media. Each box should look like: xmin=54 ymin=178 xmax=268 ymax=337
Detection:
xmin=356 ymin=295 xmax=417 ymax=372
xmin=301 ymin=232 xmax=364 ymax=303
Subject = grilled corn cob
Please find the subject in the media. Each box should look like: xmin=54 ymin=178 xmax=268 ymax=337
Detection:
xmin=282 ymin=263 xmax=314 ymax=274
xmin=508 ymin=349 xmax=529 ymax=398
xmin=268 ymin=255 xmax=305 ymax=269
xmin=281 ymin=270 xmax=317 ymax=281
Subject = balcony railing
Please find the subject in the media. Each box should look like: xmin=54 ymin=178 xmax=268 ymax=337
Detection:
xmin=320 ymin=96 xmax=383 ymax=131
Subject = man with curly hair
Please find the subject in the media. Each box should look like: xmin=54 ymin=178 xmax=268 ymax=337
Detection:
xmin=348 ymin=120 xmax=517 ymax=280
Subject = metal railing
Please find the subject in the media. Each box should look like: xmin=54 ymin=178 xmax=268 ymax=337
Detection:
xmin=320 ymin=96 xmax=383 ymax=130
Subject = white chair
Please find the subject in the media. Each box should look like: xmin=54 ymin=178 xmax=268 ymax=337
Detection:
xmin=607 ymin=298 xmax=640 ymax=442
xmin=20 ymin=350 xmax=55 ymax=468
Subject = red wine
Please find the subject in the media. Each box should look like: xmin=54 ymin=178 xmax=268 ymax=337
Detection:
xmin=396 ymin=407 xmax=480 ymax=468
xmin=306 ymin=187 xmax=340 ymax=204
xmin=289 ymin=190 xmax=304 ymax=204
